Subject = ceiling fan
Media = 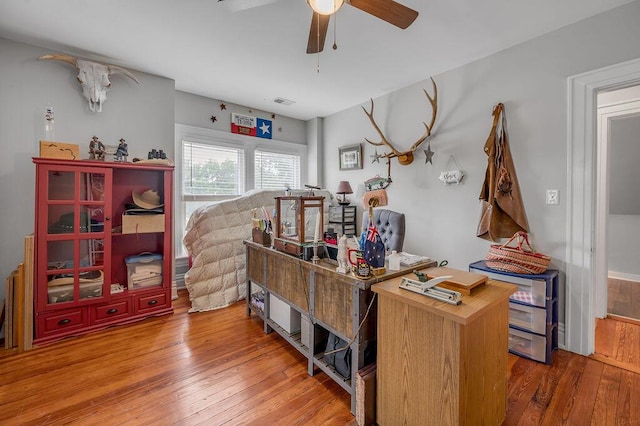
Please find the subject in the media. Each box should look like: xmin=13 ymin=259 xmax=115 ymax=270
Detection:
xmin=220 ymin=0 xmax=418 ymax=54
xmin=306 ymin=0 xmax=419 ymax=54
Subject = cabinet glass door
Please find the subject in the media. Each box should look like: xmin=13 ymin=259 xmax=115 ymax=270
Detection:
xmin=39 ymin=165 xmax=112 ymax=309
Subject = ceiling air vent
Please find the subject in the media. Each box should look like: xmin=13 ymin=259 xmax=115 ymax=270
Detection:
xmin=272 ymin=97 xmax=295 ymax=106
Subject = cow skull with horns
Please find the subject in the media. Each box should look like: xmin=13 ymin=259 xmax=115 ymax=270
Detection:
xmin=38 ymin=54 xmax=139 ymax=112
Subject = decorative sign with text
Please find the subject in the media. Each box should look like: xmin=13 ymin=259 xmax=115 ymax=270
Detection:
xmin=231 ymin=113 xmax=272 ymax=139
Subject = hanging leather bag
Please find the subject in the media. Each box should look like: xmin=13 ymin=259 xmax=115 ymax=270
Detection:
xmin=477 ymin=103 xmax=530 ymax=241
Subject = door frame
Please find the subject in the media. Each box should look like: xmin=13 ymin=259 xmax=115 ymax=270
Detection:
xmin=595 ymin=97 xmax=640 ymax=318
xmin=566 ymin=57 xmax=640 ymax=355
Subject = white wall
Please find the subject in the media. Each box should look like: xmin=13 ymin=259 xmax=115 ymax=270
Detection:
xmin=0 ymin=37 xmax=176 ymax=330
xmin=175 ymin=91 xmax=306 ymax=145
xmin=607 ymin=105 xmax=640 ymax=277
xmin=321 ymin=1 xmax=640 ymax=339
xmin=609 ymin=115 xmax=640 ymax=214
xmin=609 ymin=215 xmax=640 ymax=276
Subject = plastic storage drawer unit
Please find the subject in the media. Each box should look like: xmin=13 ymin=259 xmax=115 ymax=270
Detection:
xmin=508 ymin=328 xmax=548 ymax=363
xmin=469 ymin=260 xmax=559 ymax=364
xmin=509 ymin=301 xmax=547 ymax=335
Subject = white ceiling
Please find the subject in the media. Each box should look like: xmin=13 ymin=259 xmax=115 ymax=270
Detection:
xmin=0 ymin=0 xmax=635 ymax=121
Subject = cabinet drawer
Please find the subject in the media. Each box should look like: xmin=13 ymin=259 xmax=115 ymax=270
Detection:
xmin=509 ymin=302 xmax=546 ymax=335
xmin=470 ymin=267 xmax=547 ymax=307
xmin=91 ymin=299 xmax=131 ymax=324
xmin=38 ymin=307 xmax=88 ymax=337
xmin=134 ymin=291 xmax=169 ymax=315
xmin=329 ymin=208 xmax=355 ymax=222
xmin=273 ymin=238 xmax=302 ymax=257
xmin=508 ymin=327 xmax=548 ymax=363
xmin=329 ymin=223 xmax=356 ymax=236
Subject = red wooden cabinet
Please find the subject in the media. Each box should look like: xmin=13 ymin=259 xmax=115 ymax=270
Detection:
xmin=33 ymin=158 xmax=174 ymax=344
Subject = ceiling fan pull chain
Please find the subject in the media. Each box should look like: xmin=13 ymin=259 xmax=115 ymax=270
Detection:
xmin=316 ymin=12 xmax=321 ymax=73
xmin=333 ymin=5 xmax=338 ymax=50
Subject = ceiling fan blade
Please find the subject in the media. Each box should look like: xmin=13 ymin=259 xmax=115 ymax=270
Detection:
xmin=348 ymin=0 xmax=418 ymax=29
xmin=220 ymin=0 xmax=282 ymax=12
xmin=307 ymin=12 xmax=330 ymax=54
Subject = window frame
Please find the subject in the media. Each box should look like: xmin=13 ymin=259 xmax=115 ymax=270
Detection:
xmin=174 ymin=124 xmax=307 ymax=258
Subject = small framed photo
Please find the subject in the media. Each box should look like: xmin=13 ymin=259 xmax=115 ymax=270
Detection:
xmin=339 ymin=143 xmax=363 ymax=171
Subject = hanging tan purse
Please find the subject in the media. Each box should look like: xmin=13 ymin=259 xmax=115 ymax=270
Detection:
xmin=363 ymin=189 xmax=388 ymax=207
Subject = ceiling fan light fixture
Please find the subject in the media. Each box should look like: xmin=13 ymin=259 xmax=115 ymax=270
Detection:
xmin=307 ymin=0 xmax=343 ymax=15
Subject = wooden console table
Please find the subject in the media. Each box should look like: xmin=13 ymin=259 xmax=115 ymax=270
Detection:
xmin=244 ymin=241 xmax=435 ymax=414
xmin=372 ymin=275 xmax=516 ymax=425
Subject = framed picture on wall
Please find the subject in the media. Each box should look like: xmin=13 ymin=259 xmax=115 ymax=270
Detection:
xmin=339 ymin=144 xmax=363 ymax=171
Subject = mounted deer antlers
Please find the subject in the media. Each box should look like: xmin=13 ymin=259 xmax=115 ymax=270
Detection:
xmin=362 ymin=77 xmax=438 ymax=166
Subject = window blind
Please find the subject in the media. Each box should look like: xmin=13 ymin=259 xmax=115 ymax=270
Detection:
xmin=182 ymin=141 xmax=245 ymax=196
xmin=255 ymin=150 xmax=301 ymax=190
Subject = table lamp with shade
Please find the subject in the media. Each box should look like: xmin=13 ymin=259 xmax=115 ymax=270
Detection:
xmin=336 ymin=181 xmax=353 ymax=205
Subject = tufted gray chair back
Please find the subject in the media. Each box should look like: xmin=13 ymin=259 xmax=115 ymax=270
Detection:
xmin=362 ymin=209 xmax=405 ymax=253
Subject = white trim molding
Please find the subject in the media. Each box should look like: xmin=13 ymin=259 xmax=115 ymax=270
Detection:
xmin=608 ymin=271 xmax=640 ymax=283
xmin=566 ymin=57 xmax=640 ymax=356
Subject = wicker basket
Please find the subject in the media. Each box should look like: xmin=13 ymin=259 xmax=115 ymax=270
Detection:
xmin=485 ymin=231 xmax=550 ymax=274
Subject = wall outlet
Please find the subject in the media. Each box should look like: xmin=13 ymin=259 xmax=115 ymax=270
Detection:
xmin=546 ymin=189 xmax=559 ymax=205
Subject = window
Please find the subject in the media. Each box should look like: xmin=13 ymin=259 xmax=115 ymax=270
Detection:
xmin=179 ymin=141 xmax=245 ymax=256
xmin=183 ymin=142 xmax=245 ymax=197
xmin=175 ymin=125 xmax=306 ymax=259
xmin=254 ymin=150 xmax=301 ymax=190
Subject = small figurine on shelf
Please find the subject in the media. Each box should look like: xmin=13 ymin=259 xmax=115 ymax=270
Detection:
xmin=337 ymin=234 xmax=349 ymax=273
xmin=115 ymin=138 xmax=128 ymax=162
xmin=89 ymin=136 xmax=105 ymax=160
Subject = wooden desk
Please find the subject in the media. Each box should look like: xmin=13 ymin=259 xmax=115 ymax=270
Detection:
xmin=244 ymin=241 xmax=435 ymax=414
xmin=372 ymin=275 xmax=516 ymax=425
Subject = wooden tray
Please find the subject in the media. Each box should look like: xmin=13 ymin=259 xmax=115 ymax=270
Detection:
xmin=424 ymin=267 xmax=487 ymax=295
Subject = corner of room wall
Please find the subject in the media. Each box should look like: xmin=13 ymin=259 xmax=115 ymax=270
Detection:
xmin=0 ymin=37 xmax=176 ymax=317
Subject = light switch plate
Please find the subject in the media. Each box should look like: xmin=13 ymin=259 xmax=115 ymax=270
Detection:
xmin=546 ymin=189 xmax=559 ymax=205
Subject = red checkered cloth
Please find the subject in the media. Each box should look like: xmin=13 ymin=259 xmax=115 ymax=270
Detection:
xmin=510 ymin=290 xmax=534 ymax=304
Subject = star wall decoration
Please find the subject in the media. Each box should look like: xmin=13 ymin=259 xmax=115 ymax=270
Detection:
xmin=424 ymin=141 xmax=435 ymax=164
xmin=210 ymin=115 xmax=217 ymax=123
xmin=219 ymin=103 xmax=226 ymax=110
xmin=370 ymin=149 xmax=382 ymax=163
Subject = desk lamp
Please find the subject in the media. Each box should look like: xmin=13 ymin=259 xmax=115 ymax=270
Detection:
xmin=336 ymin=181 xmax=353 ymax=205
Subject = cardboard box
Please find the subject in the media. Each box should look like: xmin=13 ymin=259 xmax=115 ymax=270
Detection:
xmin=39 ymin=141 xmax=80 ymax=160
xmin=269 ymin=293 xmax=301 ymax=334
xmin=122 ymin=214 xmax=165 ymax=234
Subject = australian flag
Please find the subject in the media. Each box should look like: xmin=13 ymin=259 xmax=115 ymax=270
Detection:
xmin=256 ymin=117 xmax=272 ymax=139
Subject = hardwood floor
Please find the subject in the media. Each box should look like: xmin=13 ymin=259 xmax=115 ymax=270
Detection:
xmin=594 ymin=317 xmax=640 ymax=374
xmin=607 ymin=277 xmax=640 ymax=320
xmin=1 ymin=290 xmax=639 ymax=425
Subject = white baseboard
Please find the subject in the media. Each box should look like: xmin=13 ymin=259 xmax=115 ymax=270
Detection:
xmin=608 ymin=271 xmax=640 ymax=283
xmin=558 ymin=322 xmax=565 ymax=350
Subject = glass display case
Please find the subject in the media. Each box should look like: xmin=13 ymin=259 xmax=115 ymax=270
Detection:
xmin=39 ymin=167 xmax=111 ymax=307
xmin=33 ymin=157 xmax=174 ymax=344
xmin=274 ymin=196 xmax=324 ymax=258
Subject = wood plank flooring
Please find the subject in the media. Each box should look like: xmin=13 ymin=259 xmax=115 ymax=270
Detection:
xmin=594 ymin=317 xmax=640 ymax=374
xmin=1 ymin=290 xmax=639 ymax=425
xmin=608 ymin=277 xmax=640 ymax=320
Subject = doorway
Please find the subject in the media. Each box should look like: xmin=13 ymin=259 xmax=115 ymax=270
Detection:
xmin=565 ymin=58 xmax=640 ymax=356
xmin=596 ymin=87 xmax=640 ymax=322
xmin=592 ymin=86 xmax=640 ymax=372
